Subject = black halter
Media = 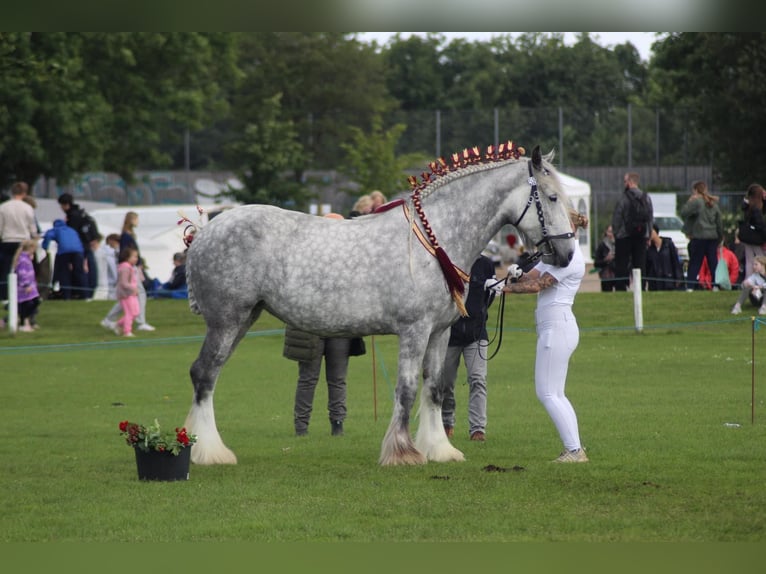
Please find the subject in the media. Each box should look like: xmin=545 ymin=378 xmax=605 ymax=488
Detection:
xmin=510 ymin=160 xmax=574 ymax=266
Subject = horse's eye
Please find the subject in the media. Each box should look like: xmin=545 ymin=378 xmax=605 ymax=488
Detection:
xmin=550 ymin=194 xmax=558 ymax=202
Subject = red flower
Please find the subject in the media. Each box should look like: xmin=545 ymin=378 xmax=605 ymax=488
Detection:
xmin=176 ymin=427 xmax=190 ymax=446
xmin=119 ymin=420 xmax=129 ymax=432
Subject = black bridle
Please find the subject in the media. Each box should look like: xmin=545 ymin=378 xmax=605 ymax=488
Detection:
xmin=510 ymin=160 xmax=575 ymax=267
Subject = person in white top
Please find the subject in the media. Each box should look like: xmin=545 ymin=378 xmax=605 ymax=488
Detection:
xmin=0 ymin=181 xmax=38 ymax=302
xmin=504 ymin=210 xmax=589 ymax=463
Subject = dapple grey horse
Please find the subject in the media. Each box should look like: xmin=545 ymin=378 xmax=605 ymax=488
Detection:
xmin=183 ymin=144 xmax=575 ymax=466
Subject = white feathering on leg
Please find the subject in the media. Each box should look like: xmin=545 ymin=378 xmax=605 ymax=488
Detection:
xmin=185 ymin=395 xmax=237 ymax=465
xmin=414 ymin=391 xmax=465 ymax=463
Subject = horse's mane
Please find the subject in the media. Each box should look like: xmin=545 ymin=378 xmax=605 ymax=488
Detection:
xmin=408 ymin=141 xmax=526 ymax=200
xmin=373 ymin=141 xmax=526 ymax=317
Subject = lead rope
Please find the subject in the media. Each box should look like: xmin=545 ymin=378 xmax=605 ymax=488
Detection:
xmin=485 ymin=288 xmax=507 ymax=361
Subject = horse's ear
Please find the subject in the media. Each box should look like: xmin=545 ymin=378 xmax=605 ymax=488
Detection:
xmin=532 ymin=145 xmax=542 ymax=170
xmin=545 ymin=148 xmax=556 ymax=163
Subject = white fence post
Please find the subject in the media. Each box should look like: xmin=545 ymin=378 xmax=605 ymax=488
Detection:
xmin=8 ymin=272 xmax=18 ymax=334
xmin=632 ymin=268 xmax=643 ymax=333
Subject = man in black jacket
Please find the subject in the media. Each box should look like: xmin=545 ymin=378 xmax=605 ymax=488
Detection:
xmin=57 ymin=193 xmax=99 ymax=299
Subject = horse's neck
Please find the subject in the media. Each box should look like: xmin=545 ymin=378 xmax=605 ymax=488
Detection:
xmin=417 ymin=166 xmax=523 ymax=270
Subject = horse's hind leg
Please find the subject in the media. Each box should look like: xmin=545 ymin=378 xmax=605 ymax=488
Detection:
xmin=414 ymin=328 xmax=465 ymax=462
xmin=185 ymin=309 xmax=260 ymax=465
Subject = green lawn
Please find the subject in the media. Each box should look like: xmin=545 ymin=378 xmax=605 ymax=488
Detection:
xmin=1 ymin=291 xmax=765 ymax=542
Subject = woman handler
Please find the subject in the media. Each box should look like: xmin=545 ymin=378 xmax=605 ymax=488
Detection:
xmin=504 ymin=210 xmax=589 ymax=463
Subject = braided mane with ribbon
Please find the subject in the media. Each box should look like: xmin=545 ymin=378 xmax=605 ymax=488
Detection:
xmin=377 ymin=141 xmax=526 ymax=316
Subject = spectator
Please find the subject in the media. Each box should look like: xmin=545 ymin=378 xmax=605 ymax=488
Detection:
xmin=593 ymin=225 xmax=617 ymax=292
xmin=41 ymin=219 xmax=86 ymax=300
xmin=645 ymin=224 xmax=684 ymax=291
xmin=21 ymin=194 xmax=50 ymax=300
xmin=154 ymin=252 xmax=188 ymax=299
xmin=680 ymin=180 xmax=723 ymax=291
xmin=114 ymin=246 xmax=140 ymax=337
xmin=0 ymin=182 xmax=37 ymax=300
xmin=698 ymin=240 xmax=739 ymax=291
xmin=100 ymin=212 xmax=155 ymax=332
xmin=370 ymin=190 xmax=387 ymax=211
xmin=441 ymin=254 xmax=503 ymax=442
xmin=12 ymin=239 xmax=41 ymax=331
xmin=57 ymin=193 xmax=99 ymax=299
xmin=93 ymin=233 xmax=120 ymax=300
xmin=499 ymin=233 xmax=522 ymax=266
xmin=503 ymin=210 xmax=590 ymax=463
xmin=611 ymin=172 xmax=653 ymax=291
xmin=731 ymin=255 xmax=766 ymax=315
xmin=349 ymin=195 xmax=373 ymax=218
xmin=730 ymin=231 xmax=746 ymax=287
xmin=738 ymin=183 xmax=766 ymax=278
xmin=284 ymin=324 xmax=351 ymax=437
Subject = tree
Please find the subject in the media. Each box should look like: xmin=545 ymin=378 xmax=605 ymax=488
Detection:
xmin=79 ymin=32 xmax=238 ymax=182
xmin=0 ymin=32 xmax=237 ymax=189
xmin=225 ymin=93 xmax=307 ymax=208
xmin=0 ymin=32 xmax=109 ymax=189
xmin=650 ymin=33 xmax=766 ymax=188
xmin=339 ymin=114 xmax=426 ymax=197
xmin=233 ymin=33 xmax=393 ymax=173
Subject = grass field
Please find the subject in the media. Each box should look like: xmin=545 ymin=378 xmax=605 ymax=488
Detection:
xmin=1 ymin=290 xmax=765 ymax=543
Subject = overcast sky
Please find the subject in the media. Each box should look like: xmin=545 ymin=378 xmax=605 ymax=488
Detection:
xmin=357 ymin=32 xmax=665 ymax=62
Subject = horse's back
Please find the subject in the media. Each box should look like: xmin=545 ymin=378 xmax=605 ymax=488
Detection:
xmin=185 ymin=203 xmax=455 ymax=335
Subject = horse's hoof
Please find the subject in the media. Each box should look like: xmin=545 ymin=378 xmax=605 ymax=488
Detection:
xmin=423 ymin=442 xmax=465 ymax=463
xmin=378 ymin=446 xmax=427 ymax=466
xmin=191 ymin=445 xmax=238 ymax=465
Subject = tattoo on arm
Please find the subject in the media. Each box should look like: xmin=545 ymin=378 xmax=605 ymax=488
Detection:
xmin=509 ymin=272 xmax=558 ymax=293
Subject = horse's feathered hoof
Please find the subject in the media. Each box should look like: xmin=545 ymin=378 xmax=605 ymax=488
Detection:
xmin=379 ymin=426 xmax=427 ymax=465
xmin=378 ymin=446 xmax=427 ymax=466
xmin=190 ymin=443 xmax=238 ymax=465
xmin=422 ymin=442 xmax=465 ymax=463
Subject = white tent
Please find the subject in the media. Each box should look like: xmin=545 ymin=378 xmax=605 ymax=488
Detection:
xmin=558 ymin=171 xmax=592 ymax=264
xmin=88 ymin=204 xmax=237 ymax=283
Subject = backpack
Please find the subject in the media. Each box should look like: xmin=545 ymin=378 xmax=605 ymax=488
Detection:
xmin=624 ymin=189 xmax=651 ymax=238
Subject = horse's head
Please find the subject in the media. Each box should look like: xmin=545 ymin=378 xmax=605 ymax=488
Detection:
xmin=508 ymin=146 xmax=576 ymax=268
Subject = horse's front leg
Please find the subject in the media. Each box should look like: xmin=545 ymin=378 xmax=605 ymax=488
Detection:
xmin=414 ymin=328 xmax=465 ymax=462
xmin=379 ymin=333 xmax=428 ymax=466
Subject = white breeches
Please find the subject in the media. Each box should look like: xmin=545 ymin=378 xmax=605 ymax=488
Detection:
xmin=535 ymin=307 xmax=582 ymax=451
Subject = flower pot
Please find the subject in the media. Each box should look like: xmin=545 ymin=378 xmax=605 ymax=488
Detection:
xmin=134 ymin=447 xmax=191 ymax=481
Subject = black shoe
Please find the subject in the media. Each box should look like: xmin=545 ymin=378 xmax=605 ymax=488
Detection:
xmin=295 ymin=428 xmax=308 ymax=437
xmin=331 ymin=420 xmax=344 ymax=436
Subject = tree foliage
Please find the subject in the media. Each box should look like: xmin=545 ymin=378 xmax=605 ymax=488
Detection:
xmin=3 ymin=32 xmax=766 ymax=198
xmin=0 ymin=32 xmax=237 ymax=188
xmin=649 ymin=33 xmax=766 ymax=188
xmin=225 ymin=93 xmax=307 ymax=208
xmin=0 ymin=33 xmax=108 ymax=188
xmin=339 ymin=114 xmax=426 ymax=197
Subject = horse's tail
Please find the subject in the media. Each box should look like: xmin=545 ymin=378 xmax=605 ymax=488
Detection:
xmin=186 ymin=259 xmax=201 ymax=315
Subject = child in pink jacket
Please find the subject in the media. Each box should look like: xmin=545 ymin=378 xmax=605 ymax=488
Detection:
xmin=115 ymin=247 xmax=140 ymax=337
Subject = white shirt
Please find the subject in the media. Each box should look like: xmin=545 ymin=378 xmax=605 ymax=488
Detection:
xmin=0 ymin=198 xmax=36 ymax=242
xmin=534 ymin=243 xmax=584 ymax=309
